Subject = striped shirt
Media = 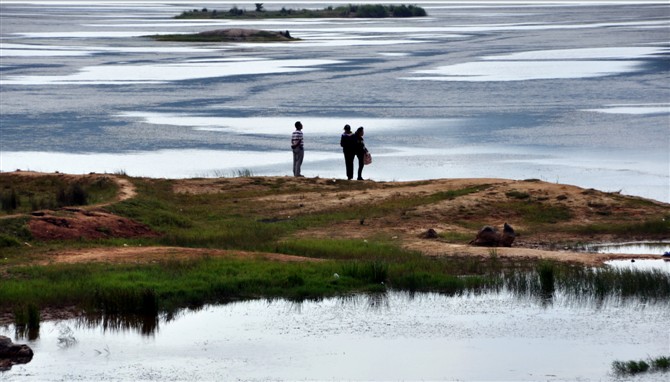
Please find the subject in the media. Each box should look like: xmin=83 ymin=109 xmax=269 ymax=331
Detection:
xmin=291 ymin=130 xmax=303 ymax=149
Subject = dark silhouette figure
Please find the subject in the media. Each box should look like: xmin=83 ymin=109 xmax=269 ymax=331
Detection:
xmin=340 ymin=124 xmax=357 ymax=180
xmin=354 ymin=126 xmax=367 ymax=180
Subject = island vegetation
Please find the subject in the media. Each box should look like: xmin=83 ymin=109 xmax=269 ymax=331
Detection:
xmin=0 ymin=171 xmax=669 ymax=336
xmin=175 ymin=3 xmax=428 ymax=19
xmin=146 ymin=28 xmax=298 ymax=43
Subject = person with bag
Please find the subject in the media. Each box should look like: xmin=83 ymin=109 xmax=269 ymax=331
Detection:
xmin=340 ymin=124 xmax=358 ymax=180
xmin=354 ymin=126 xmax=370 ymax=180
xmin=291 ymin=121 xmax=304 ymax=177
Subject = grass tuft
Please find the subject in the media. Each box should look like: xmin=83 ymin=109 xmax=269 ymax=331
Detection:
xmin=613 ymin=356 xmax=670 ymax=375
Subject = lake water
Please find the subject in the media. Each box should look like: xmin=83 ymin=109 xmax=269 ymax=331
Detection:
xmin=1 ymin=1 xmax=669 ymax=202
xmin=1 ymin=291 xmax=669 ymax=381
xmin=1 ymin=1 xmax=669 ymax=380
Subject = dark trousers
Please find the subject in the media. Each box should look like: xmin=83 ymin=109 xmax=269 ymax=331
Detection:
xmin=344 ymin=151 xmax=356 ymax=180
xmin=356 ymin=153 xmax=365 ymax=180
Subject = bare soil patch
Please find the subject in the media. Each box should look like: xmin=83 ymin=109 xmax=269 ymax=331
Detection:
xmin=28 ymin=208 xmax=158 ymax=241
xmin=38 ymin=246 xmax=323 ymax=265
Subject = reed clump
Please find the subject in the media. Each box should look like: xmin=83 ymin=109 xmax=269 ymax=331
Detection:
xmin=612 ymin=356 xmax=670 ymax=375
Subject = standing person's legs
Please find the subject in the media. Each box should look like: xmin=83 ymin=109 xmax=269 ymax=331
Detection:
xmin=345 ymin=152 xmax=355 ymax=180
xmin=356 ymin=153 xmax=364 ymax=180
xmin=293 ymin=148 xmax=304 ymax=177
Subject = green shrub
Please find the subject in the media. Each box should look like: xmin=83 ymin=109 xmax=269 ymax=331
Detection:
xmin=56 ymin=183 xmax=88 ymax=207
xmin=1 ymin=187 xmax=19 ymax=212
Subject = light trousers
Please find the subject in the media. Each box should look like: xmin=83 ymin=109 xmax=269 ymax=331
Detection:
xmin=292 ymin=147 xmax=304 ymax=177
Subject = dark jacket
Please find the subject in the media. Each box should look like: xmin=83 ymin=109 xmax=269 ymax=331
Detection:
xmin=340 ymin=132 xmax=357 ymax=153
xmin=355 ymin=136 xmax=367 ymax=156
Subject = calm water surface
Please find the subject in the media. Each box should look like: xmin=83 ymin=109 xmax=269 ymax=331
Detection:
xmin=1 ymin=291 xmax=669 ymax=381
xmin=1 ymin=1 xmax=668 ymax=202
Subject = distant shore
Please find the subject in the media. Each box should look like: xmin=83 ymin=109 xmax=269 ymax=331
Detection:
xmin=175 ymin=4 xmax=428 ymax=19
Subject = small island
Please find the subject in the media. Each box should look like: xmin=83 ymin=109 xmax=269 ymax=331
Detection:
xmin=146 ymin=28 xmax=298 ymax=43
xmin=176 ymin=3 xmax=427 ymax=19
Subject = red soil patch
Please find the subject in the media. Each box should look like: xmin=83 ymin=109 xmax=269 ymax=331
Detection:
xmin=28 ymin=208 xmax=158 ymax=241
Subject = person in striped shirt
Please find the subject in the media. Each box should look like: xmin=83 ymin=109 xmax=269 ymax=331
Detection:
xmin=291 ymin=121 xmax=304 ymax=177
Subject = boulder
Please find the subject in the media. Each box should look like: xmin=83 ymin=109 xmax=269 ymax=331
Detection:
xmin=0 ymin=335 xmax=34 ymax=371
xmin=420 ymin=228 xmax=439 ymax=239
xmin=470 ymin=223 xmax=515 ymax=247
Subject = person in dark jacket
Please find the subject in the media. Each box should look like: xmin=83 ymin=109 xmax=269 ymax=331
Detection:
xmin=340 ymin=124 xmax=357 ymax=180
xmin=354 ymin=126 xmax=367 ymax=180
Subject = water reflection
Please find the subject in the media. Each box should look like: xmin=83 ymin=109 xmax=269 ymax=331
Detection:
xmin=582 ymin=241 xmax=670 ymax=255
xmin=12 ymin=326 xmax=38 ymax=342
xmin=2 ymin=289 xmax=668 ymax=381
xmin=77 ymin=312 xmax=160 ymax=336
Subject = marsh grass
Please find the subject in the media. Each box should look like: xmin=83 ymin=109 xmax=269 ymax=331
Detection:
xmin=2 ymin=254 xmax=669 ymax=330
xmin=613 ymin=356 xmax=670 ymax=375
xmin=503 ymin=262 xmax=670 ymax=303
xmin=340 ymin=261 xmax=388 ymax=284
xmin=13 ymin=304 xmax=40 ymax=340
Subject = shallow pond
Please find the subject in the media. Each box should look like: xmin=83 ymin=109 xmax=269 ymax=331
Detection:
xmin=2 ymin=291 xmax=668 ymax=381
xmin=606 ymin=259 xmax=670 ymax=274
xmin=589 ymin=241 xmax=670 ymax=274
xmin=584 ymin=241 xmax=670 ymax=256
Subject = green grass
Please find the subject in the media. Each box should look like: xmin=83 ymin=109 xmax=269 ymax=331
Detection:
xmin=493 ymin=200 xmax=572 ymax=224
xmin=0 ymin=174 xmax=118 ymax=215
xmin=3 ymin=256 xmax=667 ymax=325
xmin=613 ymin=356 xmax=670 ymax=375
xmin=0 ymin=256 xmax=382 ymax=312
xmin=275 ymin=238 xmax=421 ymax=261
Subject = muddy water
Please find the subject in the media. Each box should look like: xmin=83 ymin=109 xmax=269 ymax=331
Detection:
xmin=1 ymin=291 xmax=668 ymax=381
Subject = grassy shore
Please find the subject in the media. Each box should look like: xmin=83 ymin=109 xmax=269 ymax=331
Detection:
xmin=1 ymin=172 xmax=669 ymax=326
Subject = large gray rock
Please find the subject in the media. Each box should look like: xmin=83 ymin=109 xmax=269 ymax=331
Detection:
xmin=0 ymin=335 xmax=33 ymax=371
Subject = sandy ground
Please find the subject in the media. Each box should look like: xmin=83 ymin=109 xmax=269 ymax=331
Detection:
xmin=2 ymin=171 xmax=669 ymax=267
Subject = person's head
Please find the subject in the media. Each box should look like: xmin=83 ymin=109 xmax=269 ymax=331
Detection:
xmin=355 ymin=126 xmax=364 ymax=137
xmin=295 ymin=121 xmax=302 ymax=130
xmin=343 ymin=124 xmax=351 ymax=133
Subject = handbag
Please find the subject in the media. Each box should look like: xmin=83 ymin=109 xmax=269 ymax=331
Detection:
xmin=364 ymin=151 xmax=372 ymax=165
